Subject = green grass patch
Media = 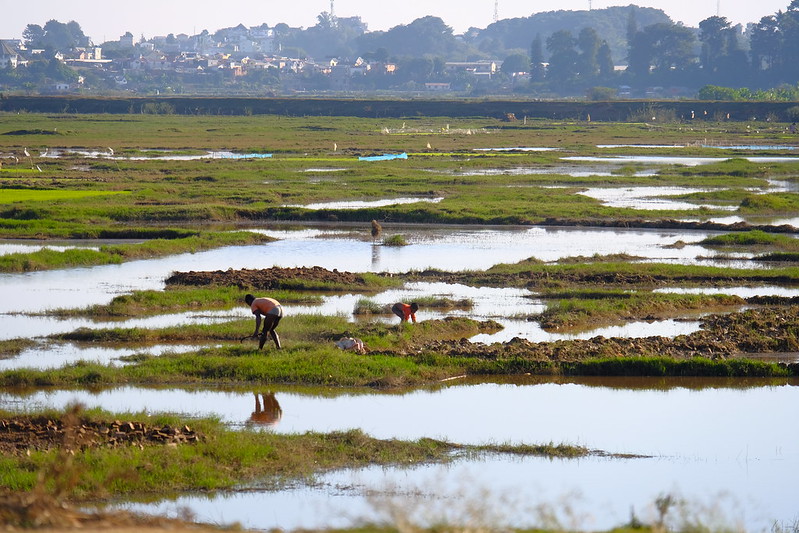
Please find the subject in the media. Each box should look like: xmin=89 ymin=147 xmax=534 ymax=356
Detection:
xmin=0 ymin=406 xmax=592 ymax=503
xmin=382 ymin=234 xmax=409 ymax=246
xmin=536 ymin=291 xmax=744 ymax=330
xmin=0 ymin=189 xmax=129 ymax=204
xmin=701 ymin=230 xmax=799 ymax=251
xmin=0 ymin=231 xmax=273 ymax=273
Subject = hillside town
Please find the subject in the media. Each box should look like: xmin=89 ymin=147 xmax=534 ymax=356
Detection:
xmin=1 ymin=2 xmax=799 ymax=99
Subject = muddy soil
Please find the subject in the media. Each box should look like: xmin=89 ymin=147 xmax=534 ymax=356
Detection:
xmin=166 ymin=266 xmax=367 ymax=289
xmin=163 ymin=267 xmax=799 ymax=367
xmin=410 ymin=306 xmax=799 ymax=367
xmin=0 ymin=416 xmax=201 ymax=456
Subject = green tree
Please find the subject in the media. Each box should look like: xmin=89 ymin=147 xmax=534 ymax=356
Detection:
xmin=502 ymin=53 xmax=530 ymax=75
xmin=627 ymin=23 xmax=696 ymax=80
xmin=698 ymin=16 xmax=731 ymax=74
xmin=597 ymin=41 xmax=615 ymax=79
xmin=529 ymin=34 xmax=546 ymax=81
xmin=750 ymin=15 xmax=781 ymax=74
xmin=546 ymin=29 xmax=578 ymax=84
xmin=577 ymin=27 xmax=600 ymax=79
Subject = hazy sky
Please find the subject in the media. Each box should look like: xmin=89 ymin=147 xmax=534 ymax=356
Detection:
xmin=1 ymin=0 xmax=792 ymax=42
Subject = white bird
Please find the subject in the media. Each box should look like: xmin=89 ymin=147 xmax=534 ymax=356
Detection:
xmin=23 ymin=148 xmax=29 ymax=157
xmin=426 ymin=142 xmax=432 ymax=149
xmin=333 ymin=143 xmax=337 ymax=151
xmin=108 ymin=147 xmax=114 ymax=155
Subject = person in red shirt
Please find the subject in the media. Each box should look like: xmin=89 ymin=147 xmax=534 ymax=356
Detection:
xmin=245 ymin=294 xmax=283 ymax=349
xmin=391 ymin=302 xmax=419 ymax=323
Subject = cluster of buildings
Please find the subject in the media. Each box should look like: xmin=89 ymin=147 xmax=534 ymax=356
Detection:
xmin=0 ymin=25 xmax=504 ymax=94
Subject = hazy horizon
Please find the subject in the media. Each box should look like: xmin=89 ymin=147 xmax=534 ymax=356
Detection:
xmin=2 ymin=0 xmax=792 ymax=44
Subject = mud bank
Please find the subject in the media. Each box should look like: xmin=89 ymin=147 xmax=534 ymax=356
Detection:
xmin=165 ymin=266 xmax=367 ymax=289
xmin=407 ymin=306 xmax=799 ymax=369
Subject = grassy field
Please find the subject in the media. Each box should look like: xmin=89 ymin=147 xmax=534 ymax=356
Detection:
xmin=2 ymin=111 xmax=798 ymax=530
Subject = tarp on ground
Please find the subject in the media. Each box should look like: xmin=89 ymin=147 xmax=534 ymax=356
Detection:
xmin=358 ymin=153 xmax=408 ymax=162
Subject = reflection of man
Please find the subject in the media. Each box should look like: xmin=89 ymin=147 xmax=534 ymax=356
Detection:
xmin=245 ymin=294 xmax=283 ymax=349
xmin=249 ymin=392 xmax=282 ymax=426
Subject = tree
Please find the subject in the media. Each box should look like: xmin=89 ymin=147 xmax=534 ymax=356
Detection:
xmin=627 ymin=23 xmax=696 ymax=81
xmin=749 ymin=15 xmax=780 ymax=73
xmin=698 ymin=16 xmax=731 ymax=74
xmin=597 ymin=41 xmax=615 ymax=79
xmin=529 ymin=34 xmax=545 ymax=81
xmin=546 ymin=30 xmax=578 ymax=84
xmin=577 ymin=27 xmax=601 ymax=79
xmin=502 ymin=53 xmax=530 ymax=75
xmin=22 ymin=24 xmax=45 ymax=48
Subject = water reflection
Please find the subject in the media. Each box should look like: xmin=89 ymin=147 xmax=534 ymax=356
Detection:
xmin=5 ymin=378 xmax=796 ymax=454
xmin=284 ymin=197 xmax=443 ymax=210
xmin=452 ymin=166 xmax=658 ymax=178
xmin=579 ymin=186 xmax=736 ymax=211
xmin=7 ymin=378 xmax=798 ymax=531
xmin=247 ymin=392 xmax=282 ymax=427
xmin=0 ymin=226 xmax=730 ymax=318
xmin=563 ymin=155 xmax=799 ymax=165
xmin=0 ymin=342 xmax=211 ymax=371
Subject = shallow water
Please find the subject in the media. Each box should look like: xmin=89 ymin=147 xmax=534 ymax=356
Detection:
xmin=0 ymin=280 xmax=707 ymax=358
xmin=454 ymin=166 xmax=658 ymax=177
xmin=0 ymin=238 xmax=144 ymax=257
xmin=0 ymin=342 xmax=208 ymax=370
xmin=578 ymin=186 xmax=736 ymax=211
xmin=5 ymin=378 xmax=797 ymax=531
xmin=38 ymin=148 xmax=252 ymax=161
xmin=473 ymin=147 xmax=559 ymax=152
xmin=563 ymin=155 xmax=799 ymax=165
xmin=655 ymin=285 xmax=799 ymax=298
xmin=0 ymin=226 xmax=730 ymax=318
xmin=284 ymin=197 xmax=444 ymax=210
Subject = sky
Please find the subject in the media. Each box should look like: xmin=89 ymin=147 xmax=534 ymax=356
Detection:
xmin=1 ymin=0 xmax=793 ymax=43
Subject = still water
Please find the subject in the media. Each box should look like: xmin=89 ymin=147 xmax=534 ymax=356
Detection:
xmin=4 ymin=378 xmax=796 ymax=531
xmin=0 ymin=225 xmax=729 ymax=317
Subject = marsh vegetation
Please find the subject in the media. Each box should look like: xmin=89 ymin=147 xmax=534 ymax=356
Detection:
xmin=1 ymin=110 xmax=798 ymax=531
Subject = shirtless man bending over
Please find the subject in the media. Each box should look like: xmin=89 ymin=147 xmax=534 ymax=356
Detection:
xmin=245 ymin=294 xmax=283 ymax=349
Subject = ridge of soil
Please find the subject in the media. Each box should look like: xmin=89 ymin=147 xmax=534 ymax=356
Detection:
xmin=0 ymin=416 xmax=202 ymax=456
xmin=165 ymin=266 xmax=365 ymax=289
xmin=397 ymin=306 xmax=799 ymax=367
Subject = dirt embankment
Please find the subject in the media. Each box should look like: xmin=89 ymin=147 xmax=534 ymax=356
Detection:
xmin=412 ymin=306 xmax=799 ymax=366
xmin=165 ymin=266 xmax=366 ymax=289
xmin=0 ymin=416 xmax=201 ymax=456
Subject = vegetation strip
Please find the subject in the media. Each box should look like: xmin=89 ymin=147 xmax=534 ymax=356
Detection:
xmin=0 ymin=406 xmax=596 ymax=503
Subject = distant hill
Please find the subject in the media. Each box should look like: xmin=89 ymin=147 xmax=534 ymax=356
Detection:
xmin=470 ymin=5 xmax=673 ymax=64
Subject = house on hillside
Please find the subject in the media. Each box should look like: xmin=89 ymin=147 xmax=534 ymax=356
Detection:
xmin=0 ymin=40 xmax=27 ymax=69
xmin=444 ymin=60 xmax=497 ymax=79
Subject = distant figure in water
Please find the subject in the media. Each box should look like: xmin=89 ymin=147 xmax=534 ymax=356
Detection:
xmin=391 ymin=302 xmax=418 ymax=323
xmin=248 ymin=392 xmax=282 ymax=426
xmin=791 ymin=122 xmax=797 ymax=134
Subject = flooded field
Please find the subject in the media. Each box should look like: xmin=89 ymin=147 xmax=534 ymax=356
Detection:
xmin=4 ymin=377 xmax=797 ymax=531
xmin=3 ymin=114 xmax=799 ymax=532
xmin=0 ymin=225 xmax=740 ymax=317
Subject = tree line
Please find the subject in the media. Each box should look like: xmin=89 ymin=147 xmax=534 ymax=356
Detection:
xmin=3 ymin=2 xmax=799 ymax=98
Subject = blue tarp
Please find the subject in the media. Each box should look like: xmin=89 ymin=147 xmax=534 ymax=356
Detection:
xmin=358 ymin=152 xmax=408 ymax=162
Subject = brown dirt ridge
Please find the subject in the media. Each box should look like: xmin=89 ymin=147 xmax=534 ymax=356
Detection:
xmin=0 ymin=416 xmax=201 ymax=456
xmin=166 ymin=265 xmax=366 ymax=289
